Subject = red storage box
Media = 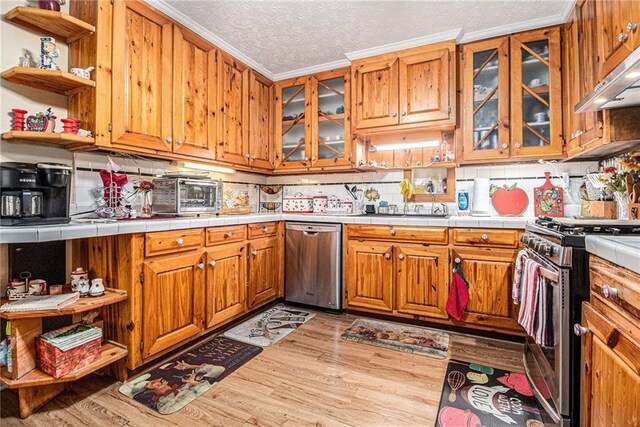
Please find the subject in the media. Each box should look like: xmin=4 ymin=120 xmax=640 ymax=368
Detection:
xmin=36 ymin=325 xmax=102 ymax=378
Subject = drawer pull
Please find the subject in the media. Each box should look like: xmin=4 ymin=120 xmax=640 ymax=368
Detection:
xmin=225 ymin=232 xmax=233 ymax=238
xmin=602 ymin=284 xmax=619 ymax=298
xmin=389 ymin=228 xmax=396 ymax=236
xmin=252 ymin=250 xmax=258 ymax=256
xmin=384 ymin=253 xmax=391 ymax=260
xmin=573 ymin=324 xmax=589 ymax=336
xmin=481 ymin=233 xmax=488 ymax=241
xmin=618 ymin=32 xmax=629 ymax=42
xmin=176 ymin=139 xmax=183 ymax=146
xmin=176 ymin=238 xmax=184 ymax=246
xmin=627 ymin=22 xmax=638 ymax=32
xmin=197 ymin=262 xmax=204 ymax=270
xmin=262 ymin=226 xmax=269 ymax=232
xmin=209 ymin=260 xmax=216 ymax=267
xmin=398 ymin=254 xmax=405 ymax=260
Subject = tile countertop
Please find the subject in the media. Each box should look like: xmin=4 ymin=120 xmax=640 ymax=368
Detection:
xmin=0 ymin=214 xmax=534 ymax=244
xmin=585 ymin=235 xmax=640 ymax=275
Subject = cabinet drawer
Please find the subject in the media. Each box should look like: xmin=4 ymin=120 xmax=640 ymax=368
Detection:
xmin=452 ymin=228 xmax=520 ymax=248
xmin=590 ymin=256 xmax=640 ymax=322
xmin=145 ymin=229 xmax=204 ymax=257
xmin=248 ymin=222 xmax=278 ymax=239
xmin=347 ymin=224 xmax=448 ymax=244
xmin=206 ymin=225 xmax=246 ymax=246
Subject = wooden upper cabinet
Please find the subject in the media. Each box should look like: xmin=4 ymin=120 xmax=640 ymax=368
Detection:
xmin=564 ymin=10 xmax=582 ymax=157
xmin=247 ymin=236 xmax=279 ymax=308
xmin=461 ymin=36 xmax=511 ymax=162
xmin=205 ymin=242 xmax=247 ymax=328
xmin=352 ymin=58 xmax=399 ymax=129
xmin=596 ymin=0 xmax=639 ymax=79
xmin=111 ymin=0 xmax=172 ymax=152
xmin=345 ymin=241 xmax=394 ymax=312
xmin=399 ymin=48 xmax=451 ymax=124
xmin=275 ymin=76 xmax=312 ymax=169
xmin=395 ymin=244 xmax=449 ymax=318
xmin=141 ymin=252 xmax=205 ymax=359
xmin=172 ymin=26 xmax=216 ymax=159
xmin=247 ymin=71 xmax=274 ymax=170
xmin=217 ymin=52 xmax=249 ymax=165
xmin=510 ymin=27 xmax=563 ymax=159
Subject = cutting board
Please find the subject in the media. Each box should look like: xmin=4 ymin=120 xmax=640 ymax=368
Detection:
xmin=534 ymin=172 xmax=564 ymax=217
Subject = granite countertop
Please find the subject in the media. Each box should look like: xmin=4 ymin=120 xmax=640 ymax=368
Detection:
xmin=0 ymin=213 xmax=534 ymax=244
xmin=585 ymin=235 xmax=640 ymax=274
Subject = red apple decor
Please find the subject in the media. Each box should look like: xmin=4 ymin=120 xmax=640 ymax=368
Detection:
xmin=489 ymin=183 xmax=529 ymax=216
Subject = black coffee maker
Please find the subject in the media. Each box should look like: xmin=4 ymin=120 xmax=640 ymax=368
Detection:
xmin=0 ymin=162 xmax=72 ymax=226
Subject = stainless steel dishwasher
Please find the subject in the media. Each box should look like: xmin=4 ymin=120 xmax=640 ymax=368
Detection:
xmin=285 ymin=222 xmax=342 ymax=310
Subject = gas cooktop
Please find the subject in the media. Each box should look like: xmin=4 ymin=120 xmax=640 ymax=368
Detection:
xmin=533 ymin=216 xmax=640 ymax=235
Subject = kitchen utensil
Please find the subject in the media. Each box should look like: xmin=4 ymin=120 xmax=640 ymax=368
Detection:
xmin=70 ymin=267 xmax=88 ymax=292
xmin=344 ymin=184 xmax=357 ymax=200
xmin=77 ymin=278 xmax=90 ymax=296
xmin=260 ymin=201 xmax=282 ymax=212
xmin=534 ymin=172 xmax=564 ymax=217
xmin=260 ymin=185 xmax=281 ymax=195
xmin=490 ymin=183 xmax=529 ymax=216
xmin=29 ymin=279 xmax=47 ymax=295
xmin=90 ymin=278 xmax=105 ymax=297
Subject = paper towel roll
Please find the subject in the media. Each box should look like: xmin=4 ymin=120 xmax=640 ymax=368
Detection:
xmin=472 ymin=178 xmax=492 ymax=216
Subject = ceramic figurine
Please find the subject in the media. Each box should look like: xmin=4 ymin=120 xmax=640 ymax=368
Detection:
xmin=446 ymin=150 xmax=455 ymax=161
xmin=433 ymin=149 xmax=441 ymax=162
xmin=358 ymin=159 xmax=366 ymax=167
xmin=380 ymin=160 xmax=387 ymax=168
xmin=70 ymin=66 xmax=94 ymax=79
xmin=11 ymin=109 xmax=28 ymax=131
xmin=29 ymin=0 xmax=66 ymax=11
xmin=18 ymin=51 xmax=33 ymax=68
xmin=336 ymin=105 xmax=344 ymax=114
xmin=394 ymin=162 xmax=401 ymax=168
xmin=39 ymin=37 xmax=60 ymax=71
xmin=77 ymin=128 xmax=92 ymax=138
xmin=369 ymin=159 xmax=378 ymax=167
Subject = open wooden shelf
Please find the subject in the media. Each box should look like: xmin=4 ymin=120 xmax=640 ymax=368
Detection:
xmin=1 ymin=67 xmax=96 ymax=96
xmin=0 ymin=289 xmax=127 ymax=320
xmin=0 ymin=341 xmax=127 ymax=389
xmin=2 ymin=131 xmax=94 ymax=149
xmin=4 ymin=6 xmax=95 ymax=43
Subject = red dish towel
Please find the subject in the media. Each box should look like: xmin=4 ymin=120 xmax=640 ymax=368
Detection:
xmin=446 ymin=270 xmax=469 ymax=321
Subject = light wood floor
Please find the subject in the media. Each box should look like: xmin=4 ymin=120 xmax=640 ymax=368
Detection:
xmin=1 ymin=312 xmax=524 ymax=426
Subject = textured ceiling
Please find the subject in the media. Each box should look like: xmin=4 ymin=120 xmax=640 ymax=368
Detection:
xmin=162 ymin=0 xmax=572 ymax=77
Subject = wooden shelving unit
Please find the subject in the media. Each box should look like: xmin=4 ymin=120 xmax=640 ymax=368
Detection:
xmin=1 ymin=67 xmax=96 ymax=96
xmin=4 ymin=6 xmax=95 ymax=43
xmin=1 ymin=131 xmax=94 ymax=150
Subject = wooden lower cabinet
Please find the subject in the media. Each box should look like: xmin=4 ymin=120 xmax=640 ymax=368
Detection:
xmin=247 ymin=236 xmax=279 ymax=308
xmin=205 ymin=242 xmax=247 ymax=328
xmin=345 ymin=241 xmax=395 ymax=312
xmin=141 ymin=252 xmax=205 ymax=359
xmin=395 ymin=244 xmax=449 ymax=318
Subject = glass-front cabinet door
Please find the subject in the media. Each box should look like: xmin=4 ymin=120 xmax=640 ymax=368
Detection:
xmin=462 ymin=37 xmax=510 ymax=161
xmin=311 ymin=69 xmax=352 ymax=168
xmin=510 ymin=27 xmax=563 ymax=158
xmin=275 ymin=76 xmax=311 ymax=169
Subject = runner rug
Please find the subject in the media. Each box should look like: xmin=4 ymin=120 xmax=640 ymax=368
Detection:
xmin=435 ymin=359 xmax=545 ymax=426
xmin=340 ymin=318 xmax=449 ymax=359
xmin=119 ymin=336 xmax=261 ymax=414
xmin=223 ymin=305 xmax=315 ymax=347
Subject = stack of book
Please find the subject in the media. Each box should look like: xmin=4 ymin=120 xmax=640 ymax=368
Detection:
xmin=36 ymin=324 xmax=102 ymax=378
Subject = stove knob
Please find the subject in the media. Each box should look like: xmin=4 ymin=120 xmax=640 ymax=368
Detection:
xmin=540 ymin=244 xmax=551 ymax=256
xmin=602 ymin=284 xmax=619 ymax=298
xmin=574 ymin=324 xmax=589 ymax=336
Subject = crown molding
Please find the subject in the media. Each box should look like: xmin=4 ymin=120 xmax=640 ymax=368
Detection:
xmin=144 ymin=0 xmax=276 ymax=80
xmin=560 ymin=0 xmax=577 ymax=22
xmin=272 ymin=59 xmax=352 ymax=81
xmin=344 ymin=28 xmax=463 ymax=61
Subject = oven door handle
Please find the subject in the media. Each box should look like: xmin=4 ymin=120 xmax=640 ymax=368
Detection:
xmin=179 ymin=180 xmax=221 ymax=187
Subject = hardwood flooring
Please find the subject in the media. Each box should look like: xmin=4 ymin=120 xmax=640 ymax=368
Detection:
xmin=1 ymin=312 xmax=524 ymax=426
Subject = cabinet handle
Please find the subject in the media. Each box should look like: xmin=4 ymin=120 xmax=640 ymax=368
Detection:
xmin=304 ymin=157 xmax=309 ymax=162
xmin=252 ymin=250 xmax=258 ymax=256
xmin=573 ymin=324 xmax=589 ymax=336
xmin=602 ymin=284 xmax=619 ymax=298
xmin=391 ymin=112 xmax=398 ymax=117
xmin=389 ymin=228 xmax=396 ymax=236
xmin=398 ymin=254 xmax=405 ymax=260
xmin=262 ymin=226 xmax=268 ymax=233
xmin=501 ymin=143 xmax=508 ymax=149
xmin=166 ymin=136 xmax=173 ymax=143
xmin=197 ymin=262 xmax=204 ymax=270
xmin=618 ymin=32 xmax=629 ymax=42
xmin=225 ymin=232 xmax=233 ymax=238
xmin=176 ymin=237 xmax=184 ymax=246
xmin=251 ymin=155 xmax=256 ymax=160
xmin=401 ymin=111 xmax=406 ymax=116
xmin=627 ymin=22 xmax=638 ymax=32
xmin=384 ymin=253 xmax=391 ymax=260
xmin=514 ymin=142 xmax=521 ymax=148
xmin=176 ymin=139 xmax=183 ymax=146
xmin=481 ymin=233 xmax=489 ymax=241
xmin=245 ymin=153 xmax=250 ymax=158
xmin=209 ymin=260 xmax=216 ymax=267
xmin=311 ymin=156 xmax=316 ymax=161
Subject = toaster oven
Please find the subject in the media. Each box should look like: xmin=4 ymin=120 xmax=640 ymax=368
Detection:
xmin=152 ymin=178 xmax=223 ymax=215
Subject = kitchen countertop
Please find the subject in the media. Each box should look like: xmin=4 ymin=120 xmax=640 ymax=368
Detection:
xmin=585 ymin=235 xmax=640 ymax=274
xmin=0 ymin=214 xmax=533 ymax=244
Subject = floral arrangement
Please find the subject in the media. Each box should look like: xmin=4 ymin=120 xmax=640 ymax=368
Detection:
xmin=599 ymin=151 xmax=640 ymax=196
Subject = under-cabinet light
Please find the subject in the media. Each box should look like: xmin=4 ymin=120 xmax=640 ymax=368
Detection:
xmin=625 ymin=71 xmax=640 ymax=79
xmin=370 ymin=140 xmax=440 ymax=152
xmin=181 ymin=161 xmax=236 ymax=174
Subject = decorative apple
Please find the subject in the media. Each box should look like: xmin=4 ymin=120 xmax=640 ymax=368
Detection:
xmin=489 ymin=183 xmax=529 ymax=216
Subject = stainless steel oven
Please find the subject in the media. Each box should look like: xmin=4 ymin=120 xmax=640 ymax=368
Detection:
xmin=152 ymin=177 xmax=223 ymax=215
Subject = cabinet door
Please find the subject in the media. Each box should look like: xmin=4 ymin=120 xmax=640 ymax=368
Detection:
xmin=395 ymin=244 xmax=449 ymax=318
xmin=142 ymin=252 xmax=204 ymax=359
xmin=111 ymin=0 xmax=172 ymax=152
xmin=579 ymin=304 xmax=640 ymax=426
xmin=596 ymin=0 xmax=638 ymax=79
xmin=563 ymin=10 xmax=582 ymax=157
xmin=352 ymin=58 xmax=399 ymax=129
xmin=247 ymin=71 xmax=274 ymax=170
xmin=399 ymin=48 xmax=452 ymax=124
xmin=248 ymin=237 xmax=279 ymax=308
xmin=454 ymin=247 xmax=520 ymax=331
xmin=172 ymin=26 xmax=216 ymax=159
xmin=311 ymin=69 xmax=352 ymax=168
xmin=461 ymin=37 xmax=510 ymax=161
xmin=510 ymin=27 xmax=563 ymax=159
xmin=217 ymin=52 xmax=249 ymax=165
xmin=275 ymin=77 xmax=312 ymax=169
xmin=205 ymin=242 xmax=246 ymax=328
xmin=345 ymin=241 xmax=394 ymax=312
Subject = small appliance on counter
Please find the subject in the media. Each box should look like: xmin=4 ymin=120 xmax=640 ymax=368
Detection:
xmin=151 ymin=174 xmax=223 ymax=216
xmin=0 ymin=162 xmax=72 ymax=226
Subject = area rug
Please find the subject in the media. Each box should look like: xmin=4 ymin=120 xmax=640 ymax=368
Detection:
xmin=340 ymin=318 xmax=449 ymax=359
xmin=223 ymin=305 xmax=315 ymax=347
xmin=435 ymin=359 xmax=545 ymax=426
xmin=118 ymin=336 xmax=261 ymax=414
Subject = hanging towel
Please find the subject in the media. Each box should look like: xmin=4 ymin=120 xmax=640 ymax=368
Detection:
xmin=446 ymin=262 xmax=469 ymax=321
xmin=533 ymin=275 xmax=547 ymax=345
xmin=512 ymin=249 xmax=528 ymax=304
xmin=518 ymin=258 xmax=541 ymax=334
